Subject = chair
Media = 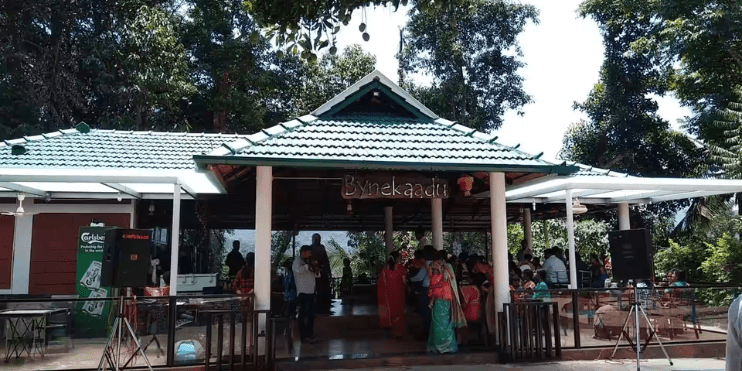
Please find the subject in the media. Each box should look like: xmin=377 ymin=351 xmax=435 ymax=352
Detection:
xmin=47 ymin=295 xmax=78 ymax=352
xmin=554 ymin=270 xmax=570 ymax=288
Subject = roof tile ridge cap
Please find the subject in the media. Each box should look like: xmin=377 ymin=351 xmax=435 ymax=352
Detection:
xmin=434 ymin=118 xmax=505 ymax=144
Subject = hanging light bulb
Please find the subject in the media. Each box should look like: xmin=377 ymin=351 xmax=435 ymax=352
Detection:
xmin=116 ymin=192 xmax=122 ymax=202
xmin=532 ymin=200 xmax=536 ymax=211
xmin=347 ymin=200 xmax=353 ymax=213
xmin=149 ymin=202 xmax=155 ymax=216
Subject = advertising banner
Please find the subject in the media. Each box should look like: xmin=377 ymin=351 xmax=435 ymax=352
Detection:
xmin=75 ymin=226 xmax=114 ymax=338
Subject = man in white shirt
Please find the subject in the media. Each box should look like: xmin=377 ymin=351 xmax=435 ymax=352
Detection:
xmin=728 ymin=294 xmax=742 ymax=370
xmin=416 ymin=229 xmax=430 ymax=250
xmin=542 ymin=248 xmax=568 ymax=287
xmin=293 ymin=245 xmax=320 ymax=343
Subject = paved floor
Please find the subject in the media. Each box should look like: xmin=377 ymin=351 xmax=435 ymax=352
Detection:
xmin=322 ymin=358 xmax=726 ymax=371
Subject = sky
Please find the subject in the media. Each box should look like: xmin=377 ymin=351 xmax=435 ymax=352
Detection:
xmin=331 ymin=0 xmax=693 ymax=163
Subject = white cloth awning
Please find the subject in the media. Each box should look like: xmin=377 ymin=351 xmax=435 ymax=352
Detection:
xmin=0 ymin=168 xmax=225 ymax=200
xmin=475 ymin=176 xmax=742 ymax=205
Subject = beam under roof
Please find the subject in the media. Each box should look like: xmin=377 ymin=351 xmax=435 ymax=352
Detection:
xmin=0 ymin=182 xmax=49 ymax=198
xmin=102 ymin=183 xmax=142 ymax=199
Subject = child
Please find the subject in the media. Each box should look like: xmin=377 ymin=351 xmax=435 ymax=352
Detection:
xmin=532 ymin=270 xmax=550 ymax=301
xmin=341 ymin=258 xmax=353 ymax=304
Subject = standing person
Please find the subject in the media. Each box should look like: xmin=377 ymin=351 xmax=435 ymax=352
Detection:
xmin=282 ymin=259 xmax=297 ymax=319
xmin=310 ymin=234 xmax=333 ymax=314
xmin=378 ymin=251 xmax=407 ymax=339
xmin=426 ymin=252 xmax=467 ymax=354
xmin=727 ymin=294 xmax=742 ymax=371
xmin=410 ymin=245 xmax=435 ymax=339
xmin=293 ymin=245 xmax=320 ymax=343
xmin=225 ymin=241 xmax=245 ymax=279
xmin=415 ymin=228 xmax=430 ymax=250
xmin=340 ymin=258 xmax=353 ymax=304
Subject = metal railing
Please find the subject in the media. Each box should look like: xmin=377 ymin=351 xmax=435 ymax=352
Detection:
xmin=500 ymin=301 xmax=561 ymax=361
xmin=509 ymin=285 xmax=738 ymax=351
xmin=0 ymin=293 xmax=272 ymax=370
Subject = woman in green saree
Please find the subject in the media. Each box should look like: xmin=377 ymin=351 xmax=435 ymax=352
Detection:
xmin=427 ymin=253 xmax=467 ymax=353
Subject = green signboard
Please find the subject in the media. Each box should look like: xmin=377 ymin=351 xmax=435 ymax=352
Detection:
xmin=75 ymin=226 xmax=115 ymax=338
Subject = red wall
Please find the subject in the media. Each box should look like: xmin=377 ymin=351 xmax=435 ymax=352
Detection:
xmin=29 ymin=213 xmax=130 ymax=295
xmin=0 ymin=215 xmax=14 ymax=289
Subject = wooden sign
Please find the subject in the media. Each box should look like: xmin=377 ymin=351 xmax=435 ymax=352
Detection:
xmin=342 ymin=173 xmax=449 ymax=199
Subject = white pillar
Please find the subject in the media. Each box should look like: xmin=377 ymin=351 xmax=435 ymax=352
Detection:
xmin=11 ymin=215 xmax=33 ymax=294
xmin=490 ymin=172 xmax=509 ymax=312
xmin=169 ymin=183 xmax=181 ymax=295
xmin=384 ymin=206 xmax=394 ymax=253
xmin=129 ymin=200 xmax=137 ymax=229
xmin=255 ymin=166 xmax=273 ymax=356
xmin=522 ymin=207 xmax=532 ymax=253
xmin=431 ymin=198 xmax=443 ymax=251
xmin=565 ymin=189 xmax=577 ymax=289
xmin=618 ymin=203 xmax=630 ymax=230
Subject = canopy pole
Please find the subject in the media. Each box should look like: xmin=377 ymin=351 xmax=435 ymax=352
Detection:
xmin=255 ymin=166 xmax=272 ymax=356
xmin=384 ymin=206 xmax=394 ymax=253
xmin=432 ymin=198 xmax=443 ymax=251
xmin=490 ymin=172 xmax=509 ymax=313
xmin=169 ymin=183 xmax=181 ymax=295
xmin=522 ymin=207 xmax=532 ymax=253
xmin=566 ymin=189 xmax=577 ymax=289
xmin=618 ymin=203 xmax=630 ymax=230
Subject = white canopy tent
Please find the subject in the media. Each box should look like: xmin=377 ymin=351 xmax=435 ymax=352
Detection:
xmin=0 ymin=167 xmax=226 ymax=296
xmin=0 ymin=168 xmax=225 ymax=200
xmin=474 ymin=166 xmax=742 ymax=289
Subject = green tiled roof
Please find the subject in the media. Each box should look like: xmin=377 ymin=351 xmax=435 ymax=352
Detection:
xmin=0 ymin=128 xmax=247 ymax=170
xmin=571 ymin=163 xmax=634 ymax=178
xmin=195 ymin=116 xmax=578 ymax=174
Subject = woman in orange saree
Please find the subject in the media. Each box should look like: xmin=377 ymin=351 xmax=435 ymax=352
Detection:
xmin=378 ymin=251 xmax=407 ymax=339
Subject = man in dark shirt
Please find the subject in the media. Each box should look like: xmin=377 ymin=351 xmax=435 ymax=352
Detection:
xmin=225 ymin=241 xmax=245 ymax=279
xmin=311 ymin=234 xmax=333 ymax=314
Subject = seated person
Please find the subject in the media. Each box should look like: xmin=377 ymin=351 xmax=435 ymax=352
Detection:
xmin=532 ymin=271 xmax=550 ymax=301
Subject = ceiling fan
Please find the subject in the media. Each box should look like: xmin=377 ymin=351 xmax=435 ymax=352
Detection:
xmin=2 ymin=193 xmax=25 ymax=216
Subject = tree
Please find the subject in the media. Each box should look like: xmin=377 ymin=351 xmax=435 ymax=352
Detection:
xmin=627 ymin=1 xmax=742 ymax=143
xmin=245 ymin=0 xmax=469 ymax=58
xmin=0 ymin=1 xmax=195 ymax=139
xmin=399 ymin=0 xmax=537 ymax=131
xmin=345 ymin=231 xmax=387 ymax=279
xmin=180 ymin=0 xmax=305 ymax=133
xmin=710 ymin=93 xmax=742 ymax=178
xmin=94 ymin=5 xmax=196 ymax=131
xmin=564 ymin=0 xmax=705 ymax=178
xmin=293 ymin=45 xmax=377 ymax=116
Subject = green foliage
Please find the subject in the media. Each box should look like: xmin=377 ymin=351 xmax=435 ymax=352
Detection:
xmin=653 ymin=239 xmax=707 ymax=282
xmin=507 ymin=224 xmax=524 ymax=256
xmin=271 ymin=231 xmax=293 ymax=269
xmin=563 ymin=0 xmax=705 ymax=181
xmin=345 ymin=231 xmax=387 ymax=278
xmin=399 ymin=0 xmax=537 ymax=131
xmin=701 ymin=233 xmax=742 ymax=284
xmin=181 ymin=0 xmax=305 ymax=133
xmin=575 ymin=0 xmax=742 ymax=154
xmin=0 ymin=0 xmax=194 ymax=138
xmin=531 ymin=218 xmax=609 ymax=263
xmin=710 ymin=94 xmax=742 ymax=178
xmin=245 ymin=0 xmax=468 ymax=58
xmin=325 ymin=238 xmax=352 ymax=277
